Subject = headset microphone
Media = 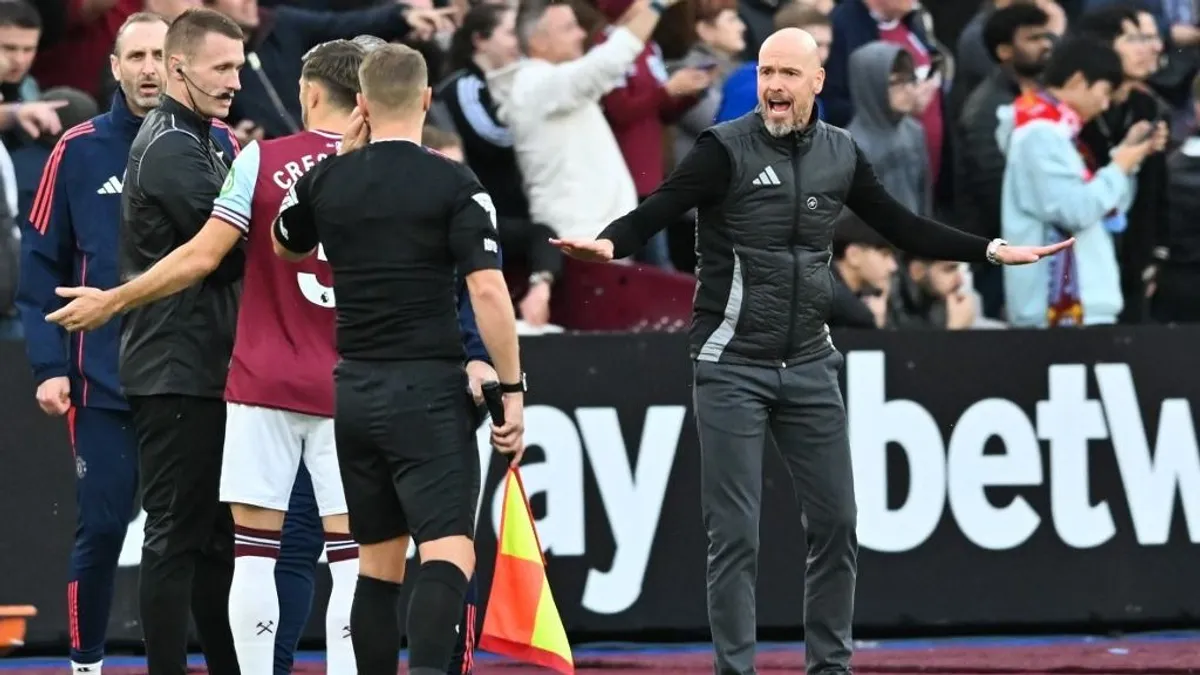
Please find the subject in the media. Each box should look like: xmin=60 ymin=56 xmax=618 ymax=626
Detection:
xmin=177 ymin=66 xmax=235 ymax=102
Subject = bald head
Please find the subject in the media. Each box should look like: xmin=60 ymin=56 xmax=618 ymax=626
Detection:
xmin=756 ymin=27 xmax=825 ymax=136
xmin=758 ymin=27 xmax=822 ymax=69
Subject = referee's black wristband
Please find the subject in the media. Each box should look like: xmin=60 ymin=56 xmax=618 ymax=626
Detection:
xmin=499 ymin=373 xmax=527 ymax=394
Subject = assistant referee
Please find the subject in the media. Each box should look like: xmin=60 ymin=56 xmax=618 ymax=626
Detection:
xmin=271 ymin=43 xmax=525 ymax=675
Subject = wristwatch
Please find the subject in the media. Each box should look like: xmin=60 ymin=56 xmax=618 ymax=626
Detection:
xmin=986 ymin=238 xmax=1007 ymax=266
xmin=500 ymin=372 xmax=527 ymax=394
xmin=529 ymin=271 xmax=554 ymax=288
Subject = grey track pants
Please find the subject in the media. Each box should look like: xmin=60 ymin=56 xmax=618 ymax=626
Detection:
xmin=692 ymin=352 xmax=858 ymax=675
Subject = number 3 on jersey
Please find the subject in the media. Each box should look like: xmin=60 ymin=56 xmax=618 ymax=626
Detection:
xmin=298 ymin=244 xmax=335 ymax=308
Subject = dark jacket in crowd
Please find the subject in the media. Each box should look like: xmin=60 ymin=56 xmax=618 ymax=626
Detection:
xmin=828 ymin=263 xmax=878 ymax=329
xmin=1152 ymin=135 xmax=1200 ymax=322
xmin=435 ymin=63 xmax=530 ymax=219
xmin=737 ymin=0 xmax=784 ymax=61
xmin=1164 ymin=137 xmax=1200 ymax=265
xmin=948 ymin=5 xmax=996 ymax=128
xmin=119 ymin=96 xmax=241 ymax=399
xmin=954 ymin=68 xmax=1023 ymax=239
xmin=1078 ymin=85 xmax=1171 ymax=322
xmin=231 ymin=5 xmax=414 ymax=139
xmin=887 ymin=271 xmax=947 ymax=329
xmin=0 ymin=223 xmax=15 ymax=323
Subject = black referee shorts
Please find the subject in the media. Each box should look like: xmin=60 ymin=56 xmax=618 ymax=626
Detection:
xmin=334 ymin=358 xmax=480 ymax=546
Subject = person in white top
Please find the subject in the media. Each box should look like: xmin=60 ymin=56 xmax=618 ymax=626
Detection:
xmin=487 ymin=0 xmax=677 ymax=242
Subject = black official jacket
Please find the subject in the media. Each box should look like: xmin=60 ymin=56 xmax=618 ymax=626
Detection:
xmin=119 ymin=96 xmax=242 ymax=399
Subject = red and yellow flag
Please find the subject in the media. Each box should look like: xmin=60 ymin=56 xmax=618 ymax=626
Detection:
xmin=479 ymin=469 xmax=574 ymax=674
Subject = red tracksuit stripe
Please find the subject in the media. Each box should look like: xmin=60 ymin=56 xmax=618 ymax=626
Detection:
xmin=30 ymin=122 xmax=94 ymax=235
xmin=66 ymin=407 xmax=77 ymax=458
xmin=68 ymin=580 xmax=80 ymax=650
xmin=75 ymin=256 xmax=90 ymax=406
xmin=463 ymin=603 xmax=476 ymax=673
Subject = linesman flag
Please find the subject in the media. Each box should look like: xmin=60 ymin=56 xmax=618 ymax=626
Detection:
xmin=479 ymin=468 xmax=574 ymax=674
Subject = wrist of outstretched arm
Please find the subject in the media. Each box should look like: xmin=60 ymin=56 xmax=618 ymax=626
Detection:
xmin=986 ymin=238 xmax=1007 ymax=265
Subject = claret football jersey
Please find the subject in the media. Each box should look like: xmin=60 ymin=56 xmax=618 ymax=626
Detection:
xmin=210 ymin=130 xmax=342 ymax=417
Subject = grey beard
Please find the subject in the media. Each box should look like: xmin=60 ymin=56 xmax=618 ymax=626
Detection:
xmin=756 ymin=104 xmax=801 ymax=137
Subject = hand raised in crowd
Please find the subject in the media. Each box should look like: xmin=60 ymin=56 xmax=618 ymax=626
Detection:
xmin=404 ymin=7 xmax=458 ymax=42
xmin=338 ymin=107 xmax=370 ymax=155
xmin=1149 ymin=120 xmax=1170 ymax=153
xmin=863 ymin=293 xmax=888 ymax=329
xmin=1112 ymin=120 xmax=1159 ymax=172
xmin=35 ymin=376 xmax=71 ymax=416
xmin=549 ymin=237 xmax=615 ymax=262
xmin=914 ymin=73 xmax=942 ymax=115
xmin=665 ymin=67 xmax=714 ymax=98
xmin=520 ymin=282 xmax=551 ymax=327
xmin=45 ymin=286 xmax=117 ymax=333
xmin=945 ymin=291 xmax=976 ymax=330
xmin=14 ymin=100 xmax=68 ymax=139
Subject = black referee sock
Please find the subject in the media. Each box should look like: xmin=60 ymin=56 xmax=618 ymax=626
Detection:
xmin=406 ymin=560 xmax=470 ymax=675
xmin=350 ymin=575 xmax=402 ymax=675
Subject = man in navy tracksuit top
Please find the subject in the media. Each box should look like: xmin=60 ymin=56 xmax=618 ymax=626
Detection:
xmin=14 ymin=14 xmax=312 ymax=675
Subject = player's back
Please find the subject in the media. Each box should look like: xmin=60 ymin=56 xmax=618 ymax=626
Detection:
xmin=216 ymin=130 xmax=342 ymax=417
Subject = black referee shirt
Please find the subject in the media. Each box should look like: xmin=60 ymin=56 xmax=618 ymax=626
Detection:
xmin=120 ymin=96 xmax=243 ymax=398
xmin=274 ymin=139 xmax=502 ymax=362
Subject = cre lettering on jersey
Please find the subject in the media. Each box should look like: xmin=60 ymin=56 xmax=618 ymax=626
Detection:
xmin=272 ymin=153 xmax=331 ymax=190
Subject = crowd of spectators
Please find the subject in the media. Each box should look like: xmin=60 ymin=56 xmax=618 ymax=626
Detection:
xmin=0 ymin=0 xmax=1197 ymax=338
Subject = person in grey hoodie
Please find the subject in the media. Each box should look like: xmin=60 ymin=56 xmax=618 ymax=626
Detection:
xmin=847 ymin=41 xmax=932 ymax=215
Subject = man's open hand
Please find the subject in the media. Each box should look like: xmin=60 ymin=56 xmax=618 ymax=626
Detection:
xmin=549 ymin=237 xmax=614 ymax=262
xmin=993 ymin=238 xmax=1076 ymax=265
xmin=45 ymin=287 xmax=118 ymax=333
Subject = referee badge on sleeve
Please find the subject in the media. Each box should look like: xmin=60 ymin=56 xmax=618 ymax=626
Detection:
xmin=472 ymin=192 xmax=498 ymax=230
xmin=279 ymin=186 xmax=298 ymax=213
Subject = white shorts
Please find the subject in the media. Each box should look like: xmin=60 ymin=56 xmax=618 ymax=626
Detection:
xmin=219 ymin=403 xmax=347 ymax=516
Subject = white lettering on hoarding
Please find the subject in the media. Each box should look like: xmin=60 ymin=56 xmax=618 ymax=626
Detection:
xmin=848 ymin=351 xmax=1200 ymax=553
